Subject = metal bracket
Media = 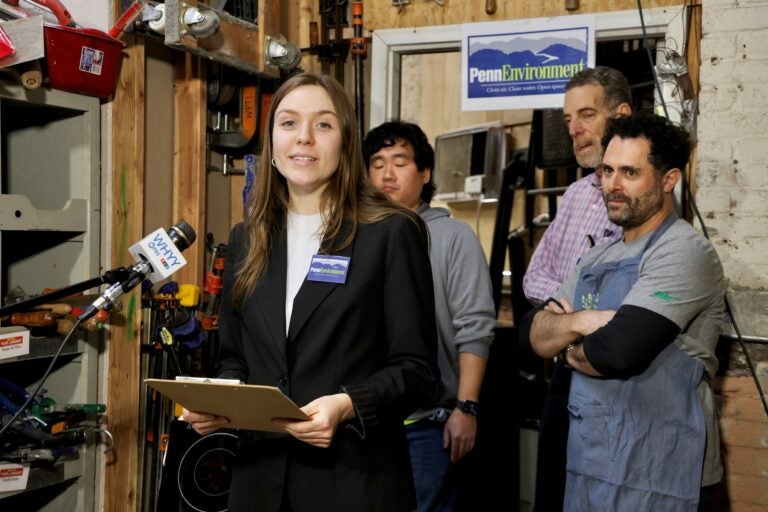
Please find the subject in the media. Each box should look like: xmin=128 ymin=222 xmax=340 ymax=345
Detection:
xmin=162 ymin=0 xmax=280 ymax=77
xmin=392 ymin=0 xmax=409 ymax=13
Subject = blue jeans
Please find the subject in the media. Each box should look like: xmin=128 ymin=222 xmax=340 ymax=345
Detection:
xmin=406 ymin=420 xmax=458 ymax=512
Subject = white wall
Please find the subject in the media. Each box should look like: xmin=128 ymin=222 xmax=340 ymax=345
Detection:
xmin=63 ymin=0 xmax=112 ymax=32
xmin=698 ymin=0 xmax=768 ymax=289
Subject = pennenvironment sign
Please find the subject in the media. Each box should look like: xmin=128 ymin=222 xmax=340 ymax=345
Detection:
xmin=461 ymin=15 xmax=596 ymax=110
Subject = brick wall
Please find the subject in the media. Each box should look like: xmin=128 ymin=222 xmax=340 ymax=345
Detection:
xmin=699 ymin=0 xmax=768 ymax=509
xmin=714 ymin=373 xmax=768 ymax=510
xmin=698 ymin=0 xmax=768 ymax=286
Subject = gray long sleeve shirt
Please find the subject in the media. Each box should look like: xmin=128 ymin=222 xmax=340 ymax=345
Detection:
xmin=409 ymin=204 xmax=496 ymax=421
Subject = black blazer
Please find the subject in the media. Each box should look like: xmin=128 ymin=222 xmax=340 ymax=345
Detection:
xmin=217 ymin=212 xmax=439 ymax=512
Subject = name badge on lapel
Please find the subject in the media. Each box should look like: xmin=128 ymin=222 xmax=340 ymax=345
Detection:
xmin=307 ymin=255 xmax=350 ymax=284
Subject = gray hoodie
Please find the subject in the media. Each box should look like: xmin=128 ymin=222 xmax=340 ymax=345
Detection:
xmin=409 ymin=204 xmax=496 ymax=421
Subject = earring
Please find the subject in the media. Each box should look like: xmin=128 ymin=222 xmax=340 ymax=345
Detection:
xmin=271 ymin=157 xmax=277 ymax=168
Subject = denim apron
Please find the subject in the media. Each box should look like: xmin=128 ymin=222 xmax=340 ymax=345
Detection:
xmin=565 ymin=215 xmax=705 ymax=512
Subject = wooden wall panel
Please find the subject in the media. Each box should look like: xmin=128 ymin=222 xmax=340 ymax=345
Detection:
xmin=400 ymin=52 xmax=531 ymax=146
xmin=229 ymin=173 xmax=246 ymax=228
xmin=144 ymin=42 xmax=176 ymax=231
xmin=283 ymin=0 xmax=313 ymax=51
xmin=364 ymin=0 xmax=684 ymax=30
xmin=105 ymin=36 xmax=145 ymax=512
xmin=399 ymin=51 xmax=531 ymax=259
xmin=172 ymin=54 xmax=207 ymax=287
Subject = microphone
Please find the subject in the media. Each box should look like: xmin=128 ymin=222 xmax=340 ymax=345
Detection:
xmin=79 ymin=221 xmax=197 ymax=322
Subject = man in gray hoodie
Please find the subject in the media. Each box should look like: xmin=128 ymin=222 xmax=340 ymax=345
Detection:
xmin=364 ymin=121 xmax=496 ymax=512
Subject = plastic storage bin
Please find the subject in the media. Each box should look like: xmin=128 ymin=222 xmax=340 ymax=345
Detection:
xmin=43 ymin=24 xmax=126 ymax=98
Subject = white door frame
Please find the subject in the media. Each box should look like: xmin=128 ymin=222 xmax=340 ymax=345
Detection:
xmin=370 ymin=7 xmax=687 ymax=127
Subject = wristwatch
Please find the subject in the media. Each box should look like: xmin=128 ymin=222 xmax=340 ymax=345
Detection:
xmin=559 ymin=342 xmax=578 ymax=368
xmin=455 ymin=399 xmax=479 ymax=416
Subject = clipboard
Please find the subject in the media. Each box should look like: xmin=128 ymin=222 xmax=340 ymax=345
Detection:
xmin=145 ymin=378 xmax=309 ymax=432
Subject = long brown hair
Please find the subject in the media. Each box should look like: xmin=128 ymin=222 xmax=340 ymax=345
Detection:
xmin=232 ymin=73 xmax=411 ymax=306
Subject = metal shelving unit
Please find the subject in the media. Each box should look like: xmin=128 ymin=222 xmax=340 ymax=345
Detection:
xmin=0 ymin=82 xmax=101 ymax=511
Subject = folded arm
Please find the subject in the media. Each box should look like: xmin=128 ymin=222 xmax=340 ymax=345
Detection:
xmin=570 ymin=305 xmax=680 ymax=378
xmin=522 ymin=302 xmax=681 ymax=379
xmin=527 ymin=298 xmax=615 ymax=358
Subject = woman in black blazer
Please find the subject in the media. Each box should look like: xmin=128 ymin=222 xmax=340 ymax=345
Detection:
xmin=183 ymin=73 xmax=439 ymax=512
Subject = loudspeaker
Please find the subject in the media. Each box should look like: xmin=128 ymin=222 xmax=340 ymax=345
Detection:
xmin=157 ymin=419 xmax=239 ymax=512
xmin=534 ymin=109 xmax=577 ymax=169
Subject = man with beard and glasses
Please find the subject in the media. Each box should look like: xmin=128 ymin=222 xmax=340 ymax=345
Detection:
xmin=523 ymin=66 xmax=631 ymax=306
xmin=520 ymin=112 xmax=725 ymax=511
xmin=522 ymin=66 xmax=630 ymax=511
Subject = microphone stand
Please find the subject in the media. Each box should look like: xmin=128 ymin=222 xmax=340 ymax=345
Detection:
xmin=0 ymin=267 xmax=133 ymax=317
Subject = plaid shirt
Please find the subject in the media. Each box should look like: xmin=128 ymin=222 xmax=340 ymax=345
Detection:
xmin=523 ymin=173 xmax=623 ymax=304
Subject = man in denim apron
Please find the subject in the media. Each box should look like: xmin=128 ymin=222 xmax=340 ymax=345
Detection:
xmin=523 ymin=66 xmax=629 ymax=512
xmin=520 ymin=113 xmax=725 ymax=511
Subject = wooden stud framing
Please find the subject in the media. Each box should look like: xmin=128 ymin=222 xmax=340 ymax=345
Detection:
xmin=173 ymin=53 xmax=207 ymax=286
xmin=105 ymin=35 xmax=146 ymax=512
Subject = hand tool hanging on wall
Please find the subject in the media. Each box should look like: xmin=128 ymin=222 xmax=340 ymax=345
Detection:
xmin=31 ymin=399 xmax=106 ymax=418
xmin=2 ymin=311 xmax=57 ymax=328
xmin=351 ymin=1 xmax=365 ymax=138
xmin=201 ymin=234 xmax=227 ymax=376
xmin=317 ymin=1 xmax=332 ymax=76
xmin=201 ymin=235 xmax=226 ymax=333
xmin=139 ymin=279 xmax=206 ymax=511
xmin=108 ymin=0 xmax=143 ymax=38
xmin=111 ymin=2 xmax=166 ymax=38
xmin=207 ymin=63 xmax=261 ymax=157
xmin=207 ymin=63 xmax=276 ymax=175
xmin=331 ymin=0 xmax=347 ymax=84
xmin=316 ymin=0 xmax=349 ymax=83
